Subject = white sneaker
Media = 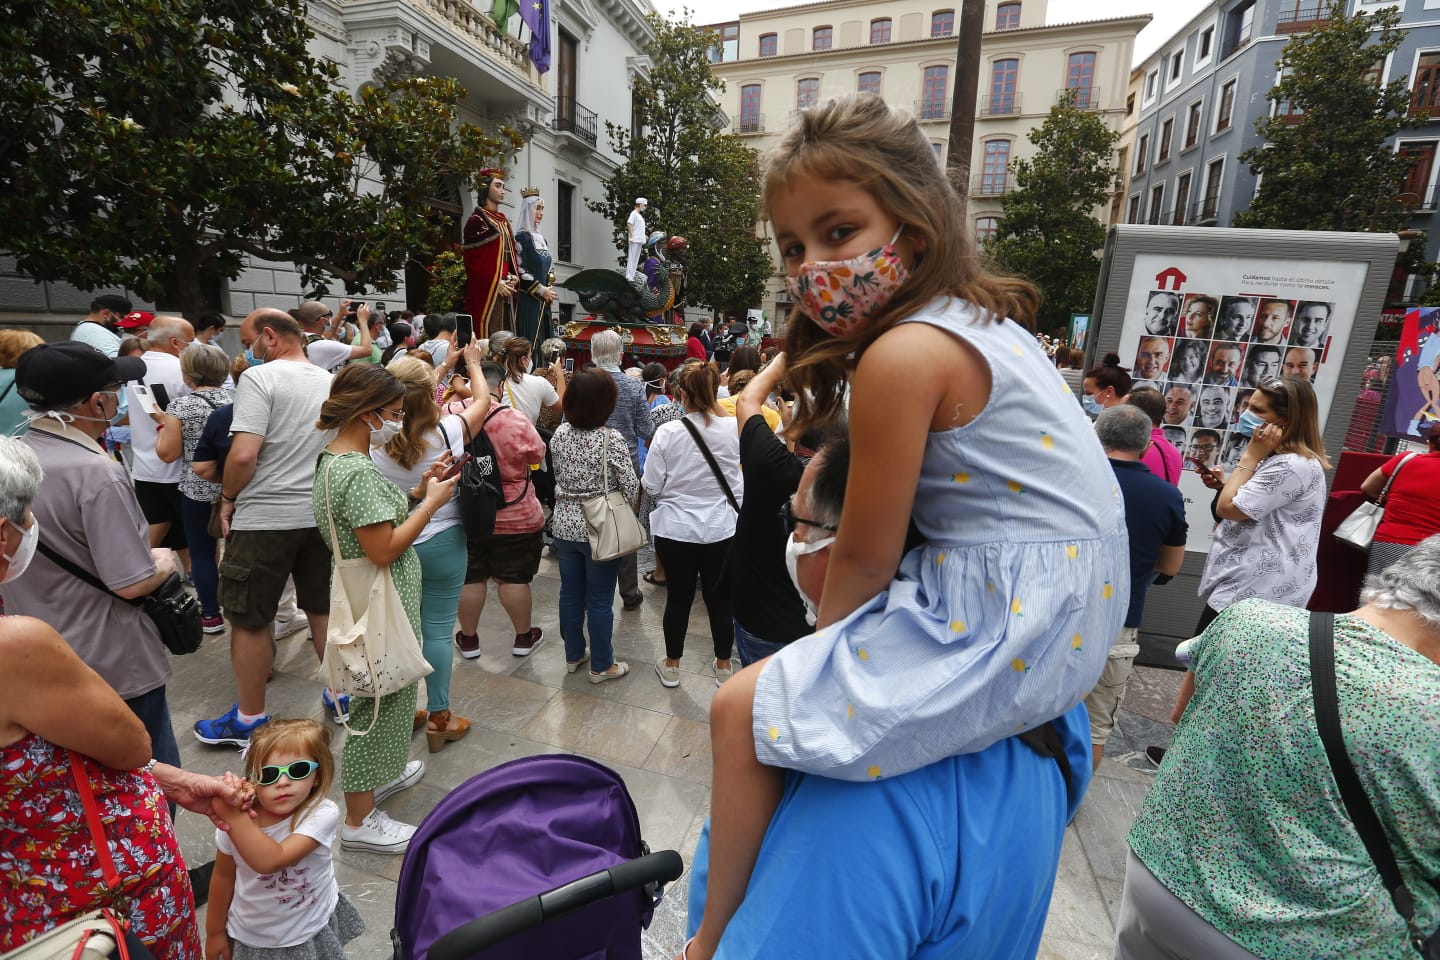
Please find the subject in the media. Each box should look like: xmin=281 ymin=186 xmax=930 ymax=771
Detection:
xmin=373 ymin=759 xmax=425 ymax=805
xmin=271 ymin=614 xmax=306 ymax=640
xmin=654 ymin=658 xmax=680 ymax=688
xmin=339 ymin=809 xmax=416 ymax=854
xmin=712 ymin=658 xmax=735 ymax=687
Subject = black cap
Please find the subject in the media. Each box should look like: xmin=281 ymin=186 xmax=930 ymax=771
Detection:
xmin=15 ymin=342 xmax=147 ymax=408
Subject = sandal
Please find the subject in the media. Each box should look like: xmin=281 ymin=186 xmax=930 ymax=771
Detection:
xmin=589 ymin=661 xmax=631 ymax=684
xmin=425 ymin=709 xmax=472 ymax=753
xmin=643 ymin=571 xmax=667 ymax=587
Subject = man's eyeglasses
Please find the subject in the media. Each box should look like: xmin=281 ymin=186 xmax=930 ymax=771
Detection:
xmin=780 ymin=501 xmax=837 ymax=536
xmin=255 ymin=760 xmax=320 ymax=786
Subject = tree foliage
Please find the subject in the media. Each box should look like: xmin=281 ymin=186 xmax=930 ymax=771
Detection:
xmin=1235 ymin=0 xmax=1415 ymax=231
xmin=0 ymin=0 xmax=522 ymax=316
xmin=586 ymin=13 xmax=770 ymax=316
xmin=987 ymin=94 xmax=1118 ymax=332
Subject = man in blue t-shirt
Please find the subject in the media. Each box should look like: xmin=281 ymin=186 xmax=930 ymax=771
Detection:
xmin=685 ymin=435 xmax=1091 ymax=959
xmin=1083 ymin=405 xmax=1187 ymax=770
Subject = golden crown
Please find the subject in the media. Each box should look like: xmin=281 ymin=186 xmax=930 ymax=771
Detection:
xmin=520 ymin=186 xmax=541 ymax=198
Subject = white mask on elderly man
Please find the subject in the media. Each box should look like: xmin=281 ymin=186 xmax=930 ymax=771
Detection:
xmin=783 ymin=532 xmax=834 ymax=626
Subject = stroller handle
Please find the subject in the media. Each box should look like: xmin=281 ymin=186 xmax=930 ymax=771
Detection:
xmin=427 ymin=850 xmax=685 ymax=960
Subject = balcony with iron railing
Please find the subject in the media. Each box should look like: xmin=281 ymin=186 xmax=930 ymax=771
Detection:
xmin=1276 ymin=4 xmax=1328 ymax=33
xmin=1189 ymin=198 xmax=1221 ymax=224
xmin=915 ymin=99 xmax=951 ymax=122
xmin=1400 ymin=178 xmax=1440 ymax=214
xmin=1057 ymin=86 xmax=1101 ymax=110
xmin=554 ymin=96 xmax=598 ymax=147
xmin=980 ymin=93 xmax=1022 ymax=117
xmin=735 ymin=113 xmax=765 ymax=135
xmin=972 ymin=174 xmax=1012 ymax=196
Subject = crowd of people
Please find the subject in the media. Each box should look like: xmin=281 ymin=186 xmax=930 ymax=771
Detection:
xmin=2 ymin=93 xmax=1439 ymax=960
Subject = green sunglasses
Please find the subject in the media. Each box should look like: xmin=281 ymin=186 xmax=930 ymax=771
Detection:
xmin=256 ymin=760 xmax=320 ymax=786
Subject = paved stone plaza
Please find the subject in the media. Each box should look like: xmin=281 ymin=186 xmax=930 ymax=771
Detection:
xmin=168 ymin=548 xmax=1182 ymax=959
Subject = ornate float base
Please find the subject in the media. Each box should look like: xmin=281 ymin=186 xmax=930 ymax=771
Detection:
xmin=557 ymin=318 xmax=689 ymax=370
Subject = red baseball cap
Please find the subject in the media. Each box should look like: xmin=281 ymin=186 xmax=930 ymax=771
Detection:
xmin=117 ymin=310 xmax=154 ymax=330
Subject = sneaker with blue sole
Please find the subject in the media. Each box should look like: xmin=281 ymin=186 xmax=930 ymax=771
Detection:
xmin=322 ymin=688 xmax=350 ymax=725
xmin=194 ymin=704 xmax=271 ymax=747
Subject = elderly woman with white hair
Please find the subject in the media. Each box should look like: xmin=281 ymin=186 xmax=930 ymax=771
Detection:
xmin=151 ymin=341 xmax=234 ymax=633
xmin=0 ymin=435 xmax=248 ymax=956
xmin=1117 ymin=535 xmax=1440 ymax=959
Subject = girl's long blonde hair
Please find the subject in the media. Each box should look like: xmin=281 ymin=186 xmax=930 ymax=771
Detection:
xmin=385 ymin=356 xmax=442 ymax=470
xmin=244 ymin=718 xmax=335 ymax=829
xmin=765 ymin=95 xmax=1040 ymax=435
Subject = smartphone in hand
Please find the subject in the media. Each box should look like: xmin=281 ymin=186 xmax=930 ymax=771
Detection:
xmin=150 ymin=383 xmax=171 ymax=411
xmin=441 ymin=452 xmax=472 ymax=481
xmin=563 ymin=357 xmax=574 ymax=372
xmin=455 ymin=313 xmax=474 ymax=348
xmin=132 ymin=384 xmax=161 ymax=416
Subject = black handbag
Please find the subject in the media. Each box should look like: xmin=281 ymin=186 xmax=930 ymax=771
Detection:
xmin=36 ymin=542 xmax=203 ymax=656
xmin=1309 ymin=611 xmax=1440 ymax=958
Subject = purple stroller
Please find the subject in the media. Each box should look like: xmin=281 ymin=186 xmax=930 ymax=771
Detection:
xmin=391 ymin=754 xmax=684 ymax=960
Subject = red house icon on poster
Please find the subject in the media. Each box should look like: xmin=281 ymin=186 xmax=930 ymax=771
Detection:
xmin=1154 ymin=267 xmax=1187 ymax=291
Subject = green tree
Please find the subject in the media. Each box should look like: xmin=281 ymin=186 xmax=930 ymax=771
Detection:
xmin=987 ymin=94 xmax=1118 ymax=332
xmin=0 ymin=0 xmax=522 ymax=317
xmin=1235 ymin=0 xmax=1415 ymax=231
xmin=586 ymin=13 xmax=770 ymax=316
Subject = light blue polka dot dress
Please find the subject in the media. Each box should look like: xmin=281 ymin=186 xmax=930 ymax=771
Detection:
xmin=753 ymin=297 xmax=1130 ymax=781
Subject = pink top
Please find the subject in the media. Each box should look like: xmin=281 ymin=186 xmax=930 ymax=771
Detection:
xmin=1143 ymin=427 xmax=1183 ymax=485
xmin=484 ymin=406 xmax=549 ymax=535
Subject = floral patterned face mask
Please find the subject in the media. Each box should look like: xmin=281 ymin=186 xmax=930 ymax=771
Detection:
xmin=786 ymin=226 xmax=909 ymax=337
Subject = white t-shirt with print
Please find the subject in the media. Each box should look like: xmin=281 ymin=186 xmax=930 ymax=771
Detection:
xmin=1198 ymin=452 xmax=1326 ymax=611
xmin=370 ymin=414 xmax=467 ymax=544
xmin=499 ymin=374 xmax=559 ymax=424
xmin=215 ymin=798 xmax=340 ymax=949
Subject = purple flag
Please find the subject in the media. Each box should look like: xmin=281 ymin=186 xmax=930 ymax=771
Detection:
xmin=520 ymin=0 xmax=551 ymax=73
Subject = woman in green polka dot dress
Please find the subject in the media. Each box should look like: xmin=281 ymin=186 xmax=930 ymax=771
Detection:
xmin=312 ymin=364 xmax=458 ymax=855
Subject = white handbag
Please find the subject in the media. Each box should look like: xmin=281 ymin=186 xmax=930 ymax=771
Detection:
xmin=1 ymin=911 xmax=129 ymax=959
xmin=1334 ymin=452 xmax=1416 ymax=551
xmin=581 ymin=430 xmax=645 ymax=561
xmin=320 ymin=457 xmax=433 ymax=736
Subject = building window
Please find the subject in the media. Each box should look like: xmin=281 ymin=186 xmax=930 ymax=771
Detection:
xmin=1158 ymin=117 xmax=1174 ymax=162
xmin=759 ymin=33 xmax=777 ymax=58
xmin=739 ymin=83 xmax=762 ymax=133
xmin=556 ymin=181 xmax=574 ymax=261
xmin=980 ymin=139 xmax=1010 ymax=194
xmin=932 ymin=10 xmax=955 ymax=37
xmin=708 ymin=22 xmax=739 ymax=63
xmin=1127 ymin=93 xmax=1135 ymax=115
xmin=870 ymin=18 xmax=891 ymax=43
xmin=1127 ymin=194 xmax=1142 ymax=223
xmin=1144 ymin=70 xmax=1159 ymax=103
xmin=1170 ymin=52 xmax=1182 ymax=82
xmin=858 ymin=71 xmax=882 ymax=95
xmin=996 ymin=3 xmax=1021 ymax=30
xmin=989 ymin=58 xmax=1019 ymax=115
xmin=1174 ymin=171 xmax=1192 ymax=224
xmin=922 ymin=64 xmax=949 ymax=119
xmin=1066 ymin=52 xmax=1097 ymax=109
xmin=1197 ymin=25 xmax=1214 ymax=62
xmin=631 ymin=88 xmax=645 ymax=145
xmin=975 ymin=216 xmax=1000 ymax=245
xmin=1277 ymin=0 xmax=1327 ymax=33
xmin=1399 ymin=142 xmax=1437 ymax=207
xmin=1201 ymin=157 xmax=1224 ymax=220
xmin=813 ymin=25 xmax=832 ymax=51
xmin=1185 ymin=100 xmax=1203 ymax=148
xmin=1216 ymin=79 xmax=1236 ymax=131
xmin=797 ymin=77 xmax=819 ymax=111
xmin=1222 ymin=1 xmax=1254 ymax=59
xmin=1135 ymin=133 xmax=1149 ymax=175
xmin=932 ymin=142 xmax=944 ymax=163
xmin=1148 ymin=183 xmax=1165 ymax=224
xmin=1413 ymin=53 xmax=1440 ymax=115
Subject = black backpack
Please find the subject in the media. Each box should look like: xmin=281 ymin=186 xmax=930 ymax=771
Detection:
xmin=457 ymin=409 xmax=529 ymax=541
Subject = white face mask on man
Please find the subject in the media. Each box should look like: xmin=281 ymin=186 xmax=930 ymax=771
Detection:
xmin=783 ymin=532 xmax=834 ymax=626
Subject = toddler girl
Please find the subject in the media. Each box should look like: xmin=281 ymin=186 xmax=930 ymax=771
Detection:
xmin=207 ymin=719 xmax=364 ymax=960
xmin=686 ymin=94 xmax=1129 ymax=958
